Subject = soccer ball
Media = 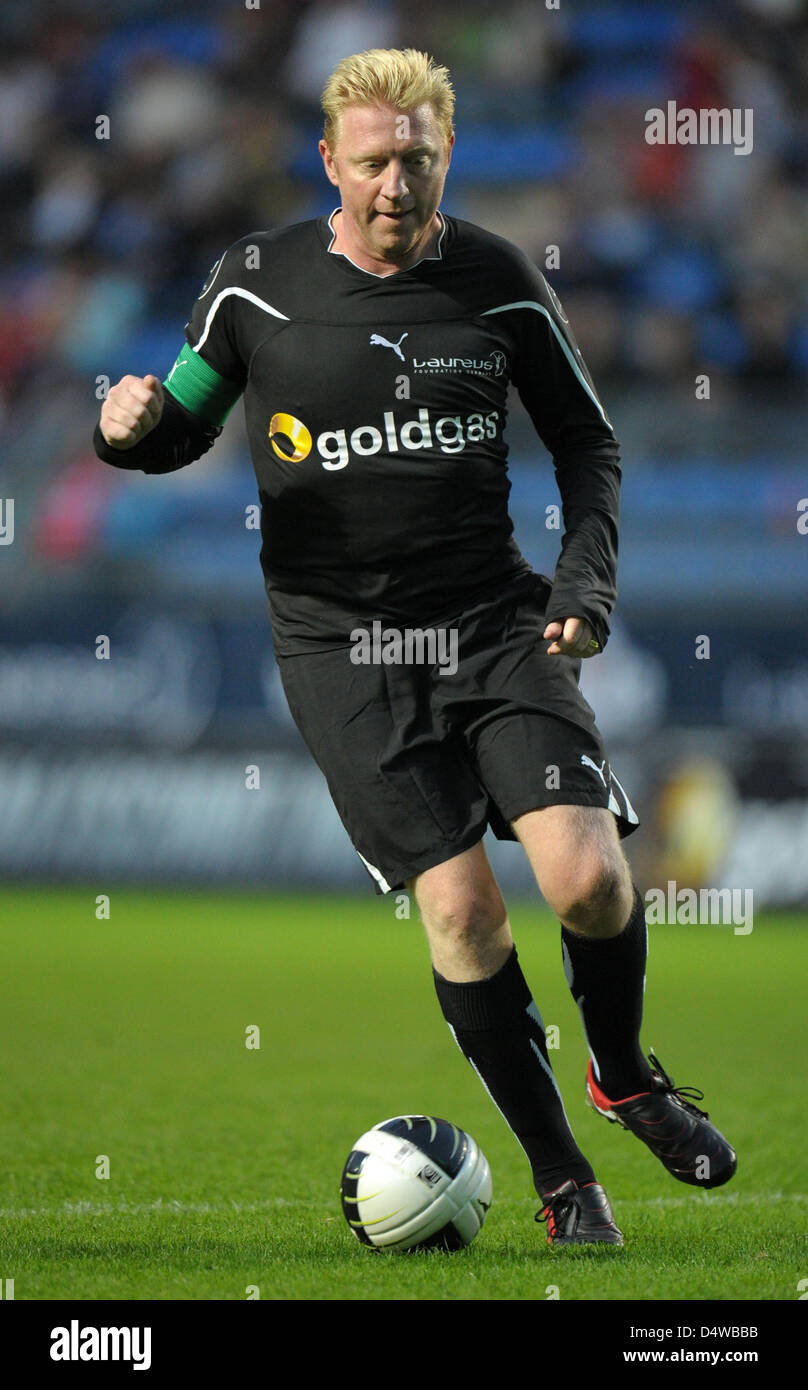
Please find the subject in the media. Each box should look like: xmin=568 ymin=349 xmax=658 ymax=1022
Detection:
xmin=340 ymin=1114 xmax=492 ymax=1252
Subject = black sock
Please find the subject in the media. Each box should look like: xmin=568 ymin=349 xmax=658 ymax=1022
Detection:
xmin=561 ymin=883 xmax=653 ymax=1099
xmin=433 ymin=947 xmax=596 ymax=1198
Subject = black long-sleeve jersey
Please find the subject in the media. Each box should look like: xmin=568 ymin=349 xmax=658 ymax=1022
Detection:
xmin=95 ymin=209 xmax=621 ymax=654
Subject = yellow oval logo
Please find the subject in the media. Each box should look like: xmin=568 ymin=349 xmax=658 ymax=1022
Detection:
xmin=268 ymin=412 xmax=312 ymax=462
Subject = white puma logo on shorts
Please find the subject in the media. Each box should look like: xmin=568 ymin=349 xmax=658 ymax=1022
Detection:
xmin=580 ymin=754 xmax=609 ymax=789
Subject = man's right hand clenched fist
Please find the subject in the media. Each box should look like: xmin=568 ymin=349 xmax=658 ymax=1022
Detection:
xmin=99 ymin=374 xmax=164 ymax=449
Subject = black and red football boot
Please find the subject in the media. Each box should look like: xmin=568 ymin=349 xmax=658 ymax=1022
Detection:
xmin=586 ymin=1052 xmax=737 ymax=1189
xmin=537 ymin=1179 xmax=624 ymax=1246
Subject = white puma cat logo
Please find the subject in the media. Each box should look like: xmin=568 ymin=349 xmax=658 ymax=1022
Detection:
xmin=580 ymin=754 xmax=609 ymax=789
xmin=166 ymin=358 xmax=188 ymax=383
xmin=370 ymin=332 xmax=409 ymax=361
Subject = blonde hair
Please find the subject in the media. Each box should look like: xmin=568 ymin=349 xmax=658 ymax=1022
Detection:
xmin=321 ymin=48 xmax=455 ymax=151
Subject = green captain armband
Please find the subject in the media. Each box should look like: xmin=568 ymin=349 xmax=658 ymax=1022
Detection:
xmin=163 ymin=348 xmax=243 ymax=428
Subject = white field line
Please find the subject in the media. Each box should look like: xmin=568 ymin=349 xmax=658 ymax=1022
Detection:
xmin=0 ymin=1193 xmax=805 ymax=1220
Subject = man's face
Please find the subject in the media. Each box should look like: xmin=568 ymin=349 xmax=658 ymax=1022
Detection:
xmin=319 ymin=101 xmax=453 ymax=268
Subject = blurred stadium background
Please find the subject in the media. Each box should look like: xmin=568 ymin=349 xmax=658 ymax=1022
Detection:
xmin=1 ymin=0 xmax=807 ymax=907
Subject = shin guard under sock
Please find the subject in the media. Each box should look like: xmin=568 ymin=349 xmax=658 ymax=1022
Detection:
xmin=561 ymin=884 xmax=653 ymax=1099
xmin=433 ymin=947 xmax=595 ymax=1197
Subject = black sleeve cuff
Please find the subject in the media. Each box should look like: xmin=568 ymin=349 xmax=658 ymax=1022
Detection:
xmin=92 ymin=392 xmax=222 ymax=475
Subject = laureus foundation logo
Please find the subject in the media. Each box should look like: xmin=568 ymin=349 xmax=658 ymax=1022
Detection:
xmin=367 ymin=329 xmax=508 ymax=379
xmin=412 ymin=347 xmax=507 ymax=378
xmin=268 ymin=412 xmax=313 ymax=462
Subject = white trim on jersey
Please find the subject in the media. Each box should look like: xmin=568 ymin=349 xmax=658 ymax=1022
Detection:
xmin=325 ymin=206 xmax=446 ymax=278
xmin=355 ymin=849 xmax=393 ymax=894
xmin=192 ymin=287 xmax=290 ymax=353
xmin=480 ymin=299 xmax=612 ymax=428
xmin=197 ymin=253 xmax=225 ymax=301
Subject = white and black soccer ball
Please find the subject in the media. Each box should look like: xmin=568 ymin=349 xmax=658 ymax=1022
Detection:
xmin=340 ymin=1115 xmax=492 ymax=1252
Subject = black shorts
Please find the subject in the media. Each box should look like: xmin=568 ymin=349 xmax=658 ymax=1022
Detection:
xmin=276 ymin=571 xmax=639 ymax=894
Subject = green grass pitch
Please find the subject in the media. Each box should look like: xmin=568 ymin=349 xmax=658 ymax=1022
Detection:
xmin=0 ymin=885 xmax=804 ymax=1301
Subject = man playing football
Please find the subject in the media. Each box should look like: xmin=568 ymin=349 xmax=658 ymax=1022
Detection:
xmin=94 ymin=47 xmax=736 ymax=1246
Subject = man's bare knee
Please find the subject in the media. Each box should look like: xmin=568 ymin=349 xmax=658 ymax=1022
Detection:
xmin=553 ymin=855 xmax=629 ymax=932
xmin=415 ymin=887 xmax=506 ymax=946
xmin=513 ymin=805 xmax=633 ymax=935
xmin=406 ymin=846 xmax=512 ymax=980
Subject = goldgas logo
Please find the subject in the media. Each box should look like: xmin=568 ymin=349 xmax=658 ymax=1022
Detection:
xmin=268 ymin=407 xmax=502 ymax=470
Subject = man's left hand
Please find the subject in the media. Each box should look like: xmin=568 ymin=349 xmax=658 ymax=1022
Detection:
xmin=543 ymin=616 xmax=600 ymax=658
